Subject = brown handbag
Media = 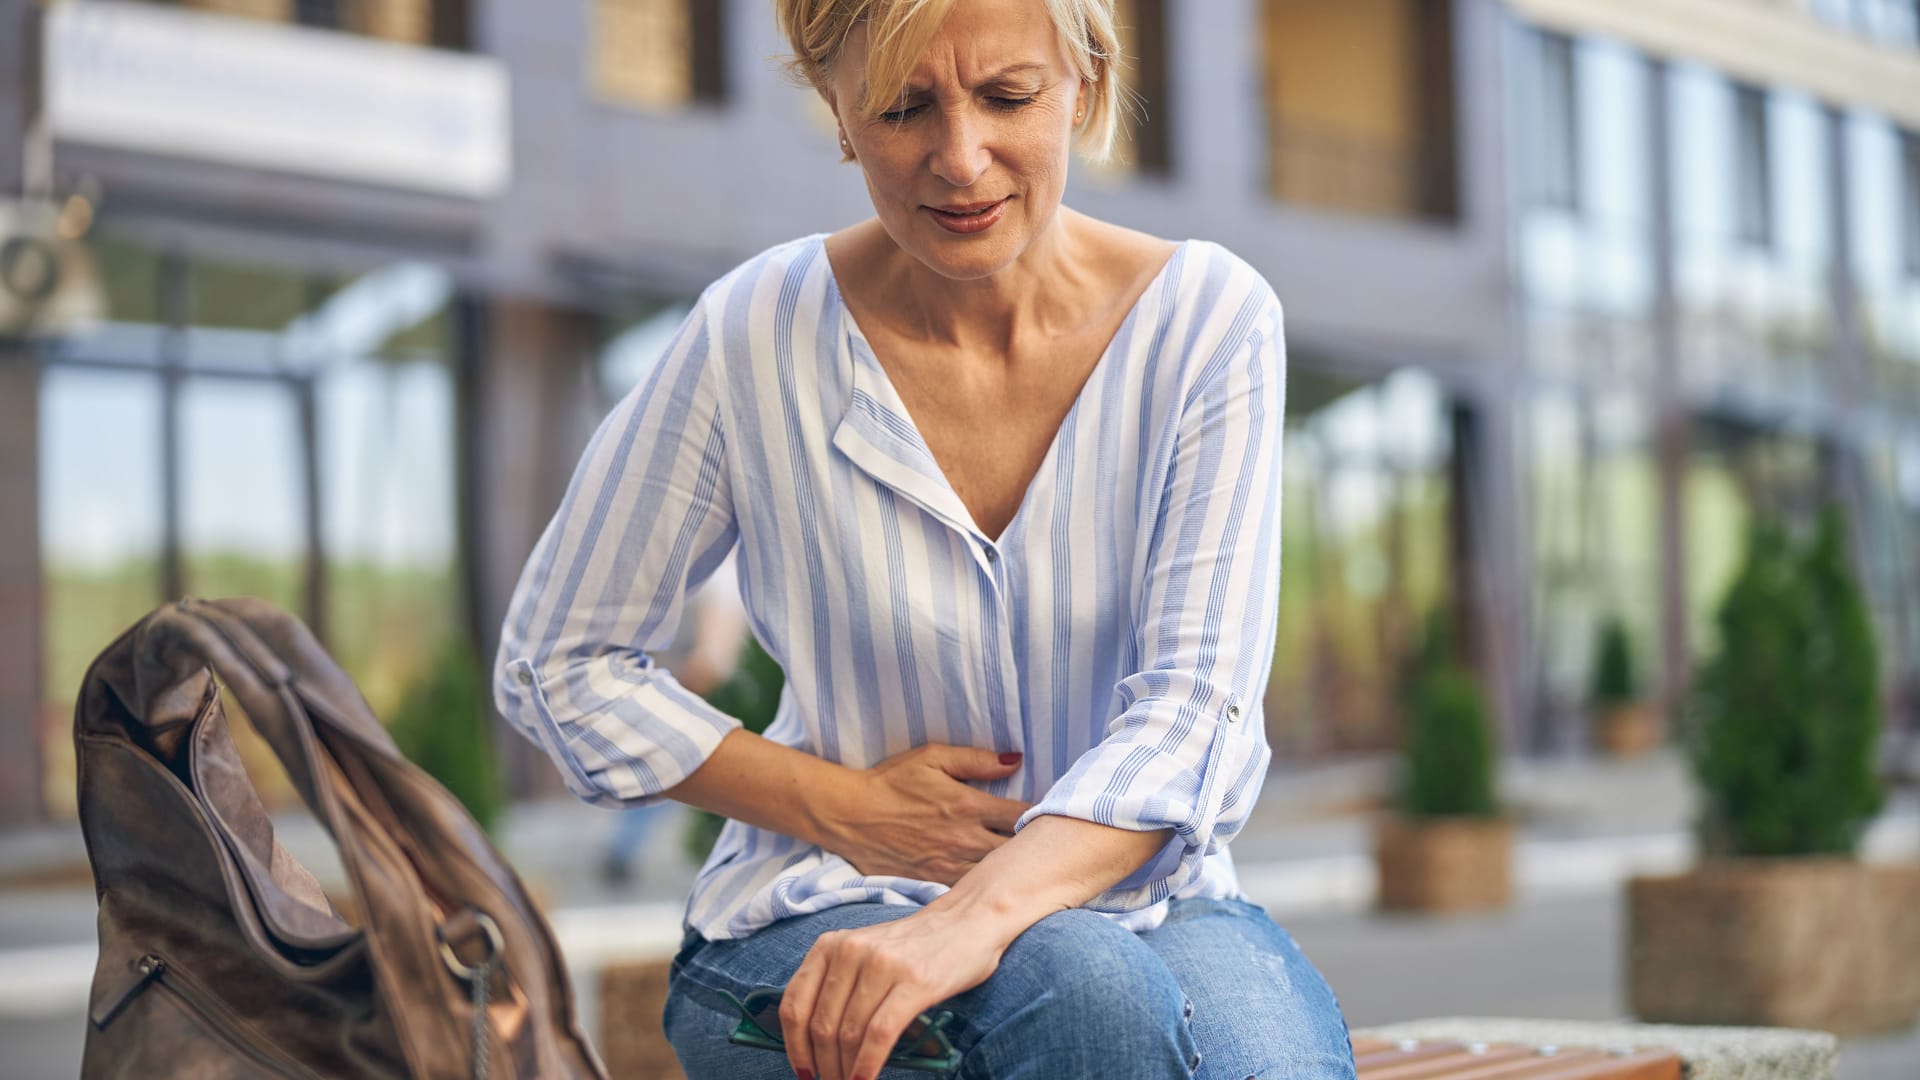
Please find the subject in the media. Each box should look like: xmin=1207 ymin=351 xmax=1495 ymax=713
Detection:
xmin=74 ymin=596 xmax=608 ymax=1079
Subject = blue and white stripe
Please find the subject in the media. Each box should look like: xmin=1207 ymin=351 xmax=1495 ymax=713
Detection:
xmin=495 ymin=233 xmax=1287 ymax=940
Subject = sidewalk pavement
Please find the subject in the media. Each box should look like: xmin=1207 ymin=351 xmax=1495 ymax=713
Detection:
xmin=2 ymin=748 xmax=1916 ymax=1021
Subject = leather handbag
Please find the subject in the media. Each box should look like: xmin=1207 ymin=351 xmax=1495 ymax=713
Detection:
xmin=74 ymin=596 xmax=608 ymax=1079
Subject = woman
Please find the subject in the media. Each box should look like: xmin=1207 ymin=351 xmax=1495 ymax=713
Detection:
xmin=494 ymin=0 xmax=1356 ymax=1076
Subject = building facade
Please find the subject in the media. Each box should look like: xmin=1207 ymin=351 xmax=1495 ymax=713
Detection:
xmin=0 ymin=0 xmax=1914 ymax=824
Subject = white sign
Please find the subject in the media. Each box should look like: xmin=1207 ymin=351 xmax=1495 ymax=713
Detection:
xmin=44 ymin=0 xmax=511 ymax=199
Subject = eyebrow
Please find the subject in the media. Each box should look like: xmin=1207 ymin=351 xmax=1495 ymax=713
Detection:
xmin=901 ymin=62 xmax=1051 ymax=93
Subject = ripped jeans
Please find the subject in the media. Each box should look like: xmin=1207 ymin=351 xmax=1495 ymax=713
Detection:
xmin=660 ymin=897 xmax=1358 ymax=1079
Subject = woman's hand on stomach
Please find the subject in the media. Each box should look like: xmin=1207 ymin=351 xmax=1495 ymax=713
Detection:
xmin=818 ymin=744 xmax=1031 ymax=885
xmin=667 ymin=732 xmax=1027 ymax=885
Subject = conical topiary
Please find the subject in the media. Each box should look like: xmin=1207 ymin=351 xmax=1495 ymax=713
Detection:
xmin=1684 ymin=508 xmax=1885 ymax=857
xmin=1396 ymin=608 xmax=1499 ymax=819
xmin=1590 ymin=615 xmax=1639 ymax=709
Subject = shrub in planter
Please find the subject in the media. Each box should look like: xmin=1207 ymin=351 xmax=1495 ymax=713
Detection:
xmin=1376 ymin=611 xmax=1512 ymax=913
xmin=1685 ymin=512 xmax=1884 ymax=857
xmin=683 ymin=635 xmax=785 ymax=863
xmin=1630 ymin=509 xmax=1918 ymax=1034
xmin=389 ymin=634 xmax=503 ymax=834
xmin=1589 ymin=615 xmax=1662 ymax=757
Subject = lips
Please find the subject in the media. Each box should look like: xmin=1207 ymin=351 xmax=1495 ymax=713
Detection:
xmin=932 ymin=200 xmax=1002 ymax=215
xmin=926 ymin=196 xmax=1009 ymax=234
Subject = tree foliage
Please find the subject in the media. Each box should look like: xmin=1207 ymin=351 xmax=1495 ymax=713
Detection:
xmin=1685 ymin=509 xmax=1885 ymax=856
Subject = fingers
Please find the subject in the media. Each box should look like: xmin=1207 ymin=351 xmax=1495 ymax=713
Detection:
xmin=928 ymin=744 xmax=1023 ymax=781
xmin=976 ymin=793 xmax=1032 ymax=835
xmin=780 ymin=938 xmax=829 ymax=1080
xmin=834 ymin=963 xmax=897 ymax=1080
xmin=848 ymin=987 xmax=921 ymax=1080
xmin=809 ymin=935 xmax=863 ymax=1080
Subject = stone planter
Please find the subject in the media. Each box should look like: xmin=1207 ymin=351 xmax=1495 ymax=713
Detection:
xmin=1592 ymin=701 xmax=1664 ymax=758
xmin=1628 ymin=858 xmax=1920 ymax=1035
xmin=1373 ymin=813 xmax=1514 ymax=914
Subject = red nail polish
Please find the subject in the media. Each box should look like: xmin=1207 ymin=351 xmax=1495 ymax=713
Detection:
xmin=796 ymin=1071 xmax=813 ymax=1080
xmin=999 ymin=752 xmax=1021 ymax=765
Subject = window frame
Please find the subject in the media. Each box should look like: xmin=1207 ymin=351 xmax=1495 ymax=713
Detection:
xmin=1733 ymin=81 xmax=1775 ymax=250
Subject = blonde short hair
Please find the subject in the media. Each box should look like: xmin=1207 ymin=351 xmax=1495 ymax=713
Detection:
xmin=774 ymin=0 xmax=1123 ymax=164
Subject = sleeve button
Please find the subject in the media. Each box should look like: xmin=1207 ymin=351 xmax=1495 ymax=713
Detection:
xmin=517 ymin=667 xmax=534 ymax=686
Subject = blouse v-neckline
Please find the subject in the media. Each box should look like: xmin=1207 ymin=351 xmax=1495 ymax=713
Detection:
xmin=822 ymin=234 xmax=1189 ymax=550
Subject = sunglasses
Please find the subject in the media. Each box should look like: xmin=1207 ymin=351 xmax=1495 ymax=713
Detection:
xmin=720 ymin=986 xmax=963 ymax=1075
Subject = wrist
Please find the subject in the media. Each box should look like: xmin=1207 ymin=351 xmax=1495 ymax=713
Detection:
xmin=799 ymin=756 xmax=865 ymax=853
xmin=926 ymin=857 xmax=1071 ymax=948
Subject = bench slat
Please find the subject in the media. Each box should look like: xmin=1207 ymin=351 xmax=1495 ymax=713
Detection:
xmin=1353 ymin=1039 xmax=1683 ymax=1080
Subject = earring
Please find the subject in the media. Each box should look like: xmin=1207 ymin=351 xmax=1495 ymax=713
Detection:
xmin=839 ymin=134 xmax=853 ymax=157
xmin=1074 ymin=108 xmax=1084 ymax=123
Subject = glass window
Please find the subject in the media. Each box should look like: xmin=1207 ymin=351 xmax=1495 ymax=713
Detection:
xmin=1270 ymin=369 xmax=1453 ymax=757
xmin=38 ymin=239 xmax=468 ymax=816
xmin=1734 ymin=83 xmax=1774 ymax=249
xmin=593 ymin=0 xmax=727 ymax=109
xmin=1532 ymin=31 xmax=1579 ymax=211
xmin=178 ymin=379 xmax=308 ymax=612
xmin=320 ymin=356 xmax=460 ymax=718
xmin=1262 ymin=0 xmax=1458 ymax=221
xmin=178 ymin=0 xmax=467 ymax=48
xmin=39 ymin=370 xmax=166 ymax=819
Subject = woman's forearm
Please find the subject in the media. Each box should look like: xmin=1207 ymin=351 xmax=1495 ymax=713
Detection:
xmin=926 ymin=815 xmax=1174 ymax=943
xmin=667 ymin=728 xmax=854 ymax=850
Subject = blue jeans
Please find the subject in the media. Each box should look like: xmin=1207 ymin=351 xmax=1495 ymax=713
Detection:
xmin=662 ymin=898 xmax=1357 ymax=1079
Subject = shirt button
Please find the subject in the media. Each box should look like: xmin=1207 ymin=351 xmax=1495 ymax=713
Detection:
xmin=517 ymin=668 xmax=534 ymax=686
xmin=1226 ymin=702 xmax=1241 ymax=722
xmin=984 ymin=547 xmax=998 ymax=562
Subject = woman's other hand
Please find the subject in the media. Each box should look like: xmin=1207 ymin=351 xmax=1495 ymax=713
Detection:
xmin=820 ymin=744 xmax=1030 ymax=884
xmin=779 ymin=903 xmax=1010 ymax=1080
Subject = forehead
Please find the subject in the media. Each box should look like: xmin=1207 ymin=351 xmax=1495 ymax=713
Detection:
xmin=848 ymin=0 xmax=1073 ymax=91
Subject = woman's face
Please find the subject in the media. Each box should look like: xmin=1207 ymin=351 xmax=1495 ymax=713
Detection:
xmin=830 ymin=0 xmax=1085 ymax=282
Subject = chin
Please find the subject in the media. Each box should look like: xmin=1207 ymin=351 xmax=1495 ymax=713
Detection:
xmin=905 ymin=223 xmax=1028 ymax=281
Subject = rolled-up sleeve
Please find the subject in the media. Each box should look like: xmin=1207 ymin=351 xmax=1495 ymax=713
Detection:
xmin=492 ymin=294 xmax=741 ymax=809
xmin=1017 ymin=291 xmax=1285 ymax=911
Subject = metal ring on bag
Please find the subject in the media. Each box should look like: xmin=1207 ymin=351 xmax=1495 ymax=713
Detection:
xmin=436 ymin=911 xmax=504 ymax=981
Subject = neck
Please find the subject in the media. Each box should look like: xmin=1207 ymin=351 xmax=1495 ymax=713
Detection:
xmin=877 ymin=208 xmax=1095 ymax=354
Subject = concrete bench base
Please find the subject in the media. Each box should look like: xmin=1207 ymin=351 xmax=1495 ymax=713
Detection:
xmin=1353 ymin=1017 xmax=1839 ymax=1080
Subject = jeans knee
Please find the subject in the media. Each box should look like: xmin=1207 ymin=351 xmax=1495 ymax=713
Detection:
xmin=966 ymin=910 xmax=1198 ymax=1077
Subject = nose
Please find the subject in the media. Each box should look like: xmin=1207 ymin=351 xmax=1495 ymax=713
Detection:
xmin=927 ymin=107 xmax=990 ymax=188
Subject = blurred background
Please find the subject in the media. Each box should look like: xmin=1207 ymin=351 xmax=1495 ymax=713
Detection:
xmin=1 ymin=0 xmax=1919 ymax=1076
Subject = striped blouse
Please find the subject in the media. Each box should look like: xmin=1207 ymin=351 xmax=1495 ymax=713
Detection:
xmin=494 ymin=233 xmax=1286 ymax=941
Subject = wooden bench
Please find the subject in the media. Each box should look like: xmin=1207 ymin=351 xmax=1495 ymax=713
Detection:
xmin=1353 ymin=1036 xmax=1681 ymax=1079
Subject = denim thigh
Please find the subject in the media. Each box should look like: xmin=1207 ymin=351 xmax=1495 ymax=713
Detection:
xmin=660 ymin=899 xmax=1352 ymax=1080
xmin=1139 ymin=898 xmax=1357 ymax=1080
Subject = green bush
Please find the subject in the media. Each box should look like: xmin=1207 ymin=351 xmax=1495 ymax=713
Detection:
xmin=388 ymin=634 xmax=504 ymax=834
xmin=1395 ymin=609 xmax=1500 ymax=819
xmin=1685 ymin=509 xmax=1885 ymax=857
xmin=683 ymin=635 xmax=785 ymax=863
xmin=1589 ymin=615 xmax=1639 ymax=708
